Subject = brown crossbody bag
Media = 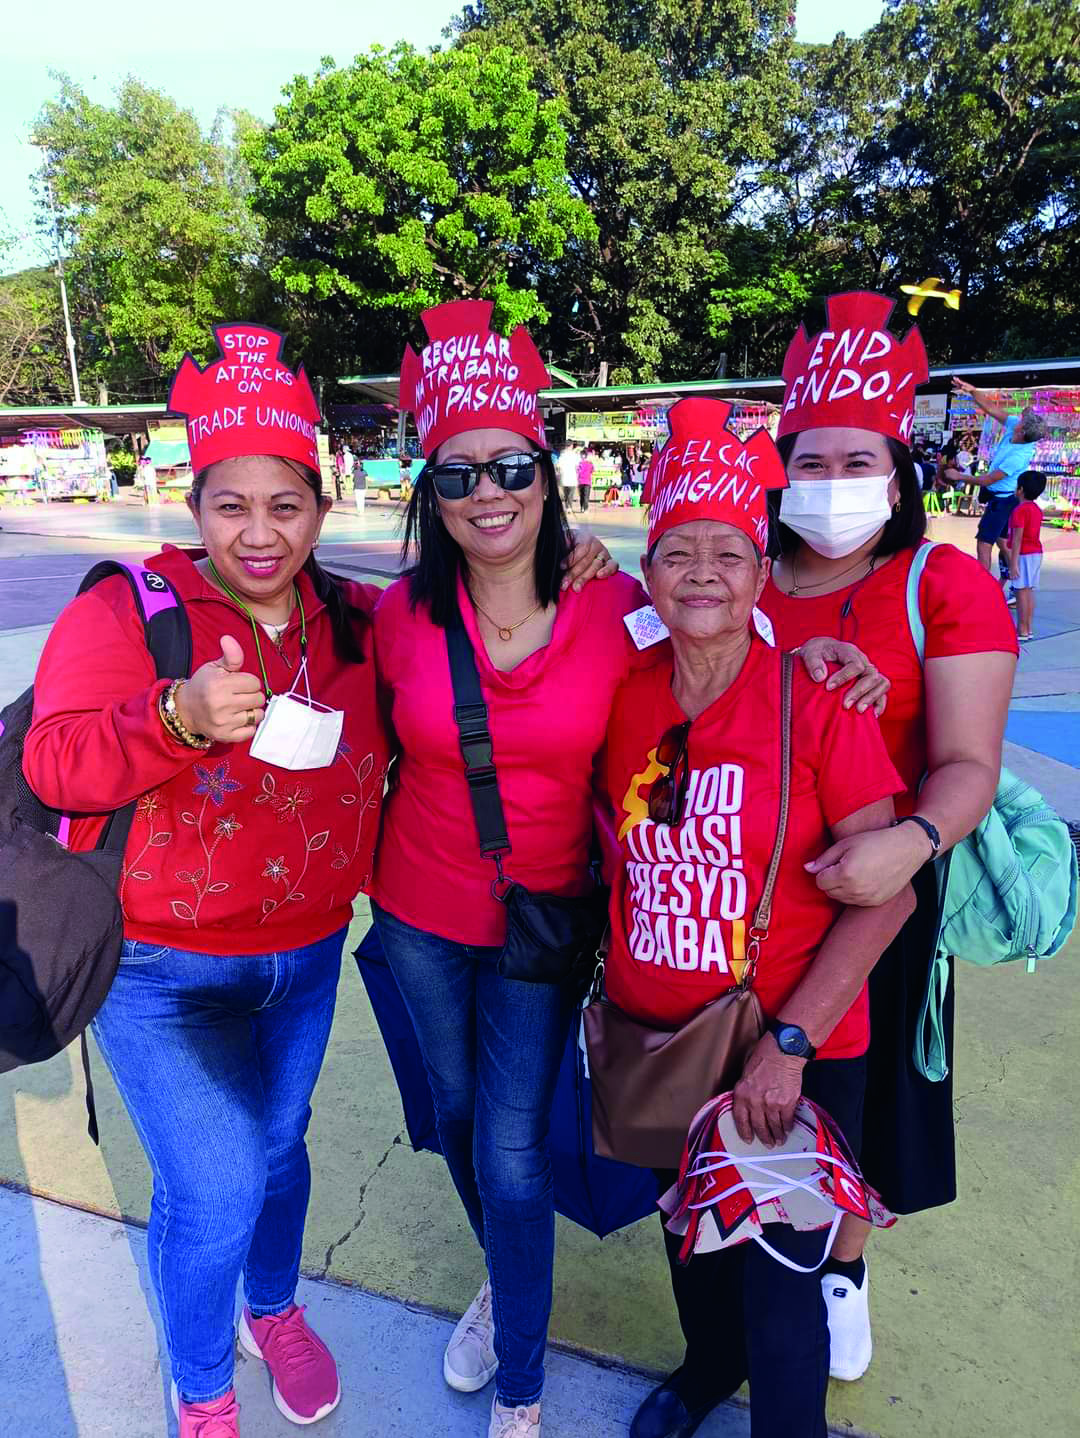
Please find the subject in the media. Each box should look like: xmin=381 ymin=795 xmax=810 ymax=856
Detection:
xmin=583 ymin=651 xmax=795 ymax=1170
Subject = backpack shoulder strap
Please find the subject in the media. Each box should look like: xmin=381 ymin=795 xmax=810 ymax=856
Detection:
xmin=904 ymin=541 xmax=939 ymax=667
xmin=75 ymin=562 xmax=192 ymax=858
xmin=76 ymin=561 xmax=192 ymax=682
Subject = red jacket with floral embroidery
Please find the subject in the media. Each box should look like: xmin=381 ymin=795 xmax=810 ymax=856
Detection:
xmin=24 ymin=547 xmax=389 ymax=955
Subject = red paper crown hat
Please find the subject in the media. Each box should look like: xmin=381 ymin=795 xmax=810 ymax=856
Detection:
xmin=777 ymin=291 xmax=929 ymax=446
xmin=168 ymin=324 xmax=322 ymax=477
xmin=399 ymin=299 xmax=551 ymax=459
xmin=644 ymin=398 xmax=788 ymax=555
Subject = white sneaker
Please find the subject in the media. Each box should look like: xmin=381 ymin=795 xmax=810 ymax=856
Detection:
xmin=444 ymin=1280 xmax=498 ymax=1392
xmin=489 ymin=1398 xmax=541 ymax=1438
xmin=824 ymin=1264 xmax=872 ymax=1381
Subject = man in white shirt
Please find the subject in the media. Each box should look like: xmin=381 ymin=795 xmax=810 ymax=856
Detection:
xmin=556 ymin=443 xmax=579 ymax=509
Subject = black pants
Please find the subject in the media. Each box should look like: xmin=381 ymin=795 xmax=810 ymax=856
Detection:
xmin=655 ymin=1055 xmax=866 ymax=1438
xmin=578 ymin=484 xmax=591 ymax=512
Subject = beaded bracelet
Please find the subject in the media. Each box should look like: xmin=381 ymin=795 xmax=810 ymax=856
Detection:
xmin=159 ymin=680 xmax=213 ymax=751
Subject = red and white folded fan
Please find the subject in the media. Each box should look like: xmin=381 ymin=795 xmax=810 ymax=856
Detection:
xmin=659 ymin=1092 xmax=895 ymax=1273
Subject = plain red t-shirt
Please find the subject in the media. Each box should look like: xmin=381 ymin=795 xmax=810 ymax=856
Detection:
xmin=603 ymin=637 xmax=903 ymax=1058
xmin=1009 ymin=501 xmax=1043 ymax=555
xmin=760 ymin=542 xmax=1018 ymax=814
xmin=373 ymin=569 xmax=645 ymax=946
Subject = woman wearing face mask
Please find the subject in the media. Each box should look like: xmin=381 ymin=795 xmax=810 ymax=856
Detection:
xmin=758 ymin=292 xmax=1017 ymax=1383
xmin=23 ymin=326 xmax=391 ymax=1438
xmin=370 ymin=300 xmax=643 ymax=1438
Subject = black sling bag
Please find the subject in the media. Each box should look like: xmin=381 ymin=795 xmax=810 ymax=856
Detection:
xmin=445 ymin=608 xmax=607 ymax=989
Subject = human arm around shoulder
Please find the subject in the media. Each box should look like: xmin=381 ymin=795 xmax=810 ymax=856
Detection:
xmin=807 ymin=547 xmax=1017 ymax=906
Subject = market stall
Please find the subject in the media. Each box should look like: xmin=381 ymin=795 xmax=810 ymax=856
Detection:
xmin=142 ymin=420 xmax=193 ymax=503
xmin=563 ymin=399 xmax=777 ymax=502
xmin=950 ymin=385 xmax=1080 ymax=526
xmin=0 ymin=426 xmax=112 ymax=505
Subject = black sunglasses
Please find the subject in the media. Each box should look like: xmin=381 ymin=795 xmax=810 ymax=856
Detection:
xmin=648 ymin=720 xmax=691 ymax=826
xmin=423 ymin=451 xmax=541 ymax=500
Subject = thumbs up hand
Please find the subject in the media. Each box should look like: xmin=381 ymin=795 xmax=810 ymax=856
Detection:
xmin=215 ymin=634 xmax=246 ymax=673
xmin=174 ymin=633 xmax=266 ymax=743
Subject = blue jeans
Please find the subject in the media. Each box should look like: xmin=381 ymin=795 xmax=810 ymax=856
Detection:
xmin=91 ymin=927 xmax=345 ymax=1403
xmin=371 ymin=903 xmax=575 ymax=1407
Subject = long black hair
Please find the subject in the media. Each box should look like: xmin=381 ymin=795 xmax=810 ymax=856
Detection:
xmin=771 ymin=433 xmax=927 ymax=559
xmin=402 ymin=451 xmax=573 ymax=629
xmin=190 ymin=460 xmax=367 ymax=664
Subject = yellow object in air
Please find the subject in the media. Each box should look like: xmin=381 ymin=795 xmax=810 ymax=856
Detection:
xmin=900 ymin=277 xmax=962 ymax=317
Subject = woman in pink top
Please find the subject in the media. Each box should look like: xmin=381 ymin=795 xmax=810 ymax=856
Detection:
xmin=371 ymin=302 xmax=641 ymax=1438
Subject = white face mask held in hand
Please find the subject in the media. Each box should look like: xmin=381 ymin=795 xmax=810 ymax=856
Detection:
xmin=249 ymin=658 xmax=344 ymax=771
xmin=779 ymin=473 xmax=895 ymax=559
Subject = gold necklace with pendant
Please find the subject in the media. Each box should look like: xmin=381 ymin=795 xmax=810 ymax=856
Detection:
xmin=473 ymin=599 xmax=543 ymax=642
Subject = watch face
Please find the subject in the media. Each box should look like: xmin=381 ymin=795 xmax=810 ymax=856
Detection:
xmin=776 ymin=1024 xmax=811 ymax=1057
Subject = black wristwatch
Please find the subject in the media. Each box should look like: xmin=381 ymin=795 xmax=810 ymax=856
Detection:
xmin=892 ymin=814 xmax=942 ymax=860
xmin=766 ymin=1018 xmax=816 ymax=1060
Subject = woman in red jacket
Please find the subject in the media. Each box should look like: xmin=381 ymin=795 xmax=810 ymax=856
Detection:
xmin=23 ymin=327 xmax=391 ymax=1438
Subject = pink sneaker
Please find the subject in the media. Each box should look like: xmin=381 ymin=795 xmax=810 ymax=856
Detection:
xmin=239 ymin=1304 xmax=341 ymax=1425
xmin=177 ymin=1390 xmax=240 ymax=1438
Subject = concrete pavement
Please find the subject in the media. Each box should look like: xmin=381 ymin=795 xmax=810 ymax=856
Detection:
xmin=1 ymin=1186 xmax=755 ymax=1438
xmin=0 ymin=502 xmax=1077 ymax=1437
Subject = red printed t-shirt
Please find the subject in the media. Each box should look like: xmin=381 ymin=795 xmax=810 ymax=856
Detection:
xmin=1009 ymin=501 xmax=1043 ymax=555
xmin=373 ymin=570 xmax=645 ymax=946
xmin=24 ymin=547 xmax=390 ymax=955
xmin=760 ymin=542 xmax=1018 ymax=814
xmin=604 ymin=637 xmax=903 ymax=1058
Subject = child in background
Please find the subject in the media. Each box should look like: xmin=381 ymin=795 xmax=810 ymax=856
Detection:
xmin=1008 ymin=470 xmax=1047 ymax=641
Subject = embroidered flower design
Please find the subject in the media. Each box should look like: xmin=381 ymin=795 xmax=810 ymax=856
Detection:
xmin=193 ymin=762 xmax=242 ymax=808
xmin=214 ymin=815 xmax=243 ymax=839
xmin=263 ymin=856 xmax=290 ymax=884
xmin=136 ymin=794 xmax=161 ymax=819
xmin=272 ymin=783 xmax=313 ymax=823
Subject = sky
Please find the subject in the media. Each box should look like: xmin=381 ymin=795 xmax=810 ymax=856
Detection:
xmin=1 ymin=0 xmax=884 ymax=272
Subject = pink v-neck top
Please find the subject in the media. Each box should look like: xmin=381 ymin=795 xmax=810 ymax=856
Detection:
xmin=372 ymin=569 xmax=645 ymax=945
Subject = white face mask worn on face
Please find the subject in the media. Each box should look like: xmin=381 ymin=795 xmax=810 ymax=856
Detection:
xmin=779 ymin=473 xmax=895 ymax=560
xmin=249 ymin=657 xmax=344 ymax=770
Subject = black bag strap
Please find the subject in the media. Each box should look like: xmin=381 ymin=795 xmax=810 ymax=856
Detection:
xmin=445 ymin=609 xmax=510 ymax=861
xmin=73 ymin=562 xmax=192 ymax=1144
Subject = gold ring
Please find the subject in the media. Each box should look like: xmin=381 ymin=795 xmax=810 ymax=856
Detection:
xmin=247 ymin=709 xmax=256 ymax=728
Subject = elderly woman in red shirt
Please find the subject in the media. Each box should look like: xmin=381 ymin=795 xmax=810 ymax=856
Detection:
xmin=601 ymin=399 xmax=915 ymax=1438
xmin=23 ymin=328 xmax=390 ymax=1438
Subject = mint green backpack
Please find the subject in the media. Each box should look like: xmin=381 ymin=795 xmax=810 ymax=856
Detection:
xmin=906 ymin=542 xmax=1078 ymax=1081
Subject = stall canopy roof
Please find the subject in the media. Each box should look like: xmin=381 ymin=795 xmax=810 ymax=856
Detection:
xmin=340 ymin=356 xmax=1080 ymax=412
xmin=145 ymin=438 xmax=189 ymax=468
xmin=0 ymin=402 xmax=167 ymax=438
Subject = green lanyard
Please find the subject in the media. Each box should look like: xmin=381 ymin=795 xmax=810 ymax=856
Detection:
xmin=207 ymin=560 xmax=307 ymax=700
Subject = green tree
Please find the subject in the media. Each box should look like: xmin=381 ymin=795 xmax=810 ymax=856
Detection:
xmin=0 ymin=266 xmax=69 ymax=404
xmin=31 ymin=76 xmax=264 ymax=398
xmin=703 ymin=32 xmax=903 ymax=374
xmin=708 ymin=0 xmax=1080 ymax=369
xmin=247 ymin=43 xmax=595 ymax=377
xmin=453 ymin=0 xmax=796 ymax=382
xmin=861 ymin=0 xmax=1080 ymax=360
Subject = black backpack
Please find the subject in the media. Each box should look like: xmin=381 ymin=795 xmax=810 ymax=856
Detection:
xmin=0 ymin=561 xmax=190 ymax=1139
